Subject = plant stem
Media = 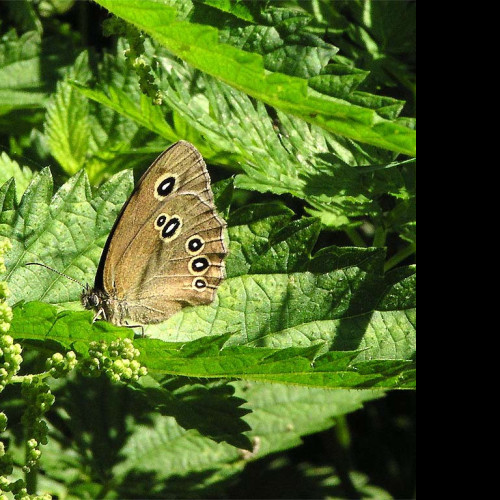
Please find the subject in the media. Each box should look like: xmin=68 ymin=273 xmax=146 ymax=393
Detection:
xmin=10 ymin=371 xmax=52 ymax=384
xmin=372 ymin=226 xmax=387 ymax=248
xmin=345 ymin=228 xmax=366 ymax=247
xmin=25 ymin=457 xmax=37 ymax=495
xmin=332 ymin=416 xmax=358 ymax=498
xmin=384 ymin=243 xmax=416 ymax=272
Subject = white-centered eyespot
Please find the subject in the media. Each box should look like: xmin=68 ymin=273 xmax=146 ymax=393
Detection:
xmin=160 ymin=215 xmax=183 ymax=242
xmin=192 ymin=277 xmax=208 ymax=292
xmin=154 ymin=172 xmax=178 ymax=200
xmin=185 ymin=235 xmax=205 ymax=256
xmin=155 ymin=213 xmax=168 ymax=230
xmin=189 ymin=255 xmax=211 ymax=275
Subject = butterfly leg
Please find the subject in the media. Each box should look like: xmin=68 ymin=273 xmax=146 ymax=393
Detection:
xmin=124 ymin=321 xmax=145 ymax=337
xmin=92 ymin=308 xmax=107 ymax=324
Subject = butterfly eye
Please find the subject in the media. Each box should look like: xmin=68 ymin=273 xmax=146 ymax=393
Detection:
xmin=155 ymin=173 xmax=177 ymax=200
xmin=186 ymin=235 xmax=205 ymax=255
xmin=89 ymin=293 xmax=100 ymax=307
xmin=161 ymin=216 xmax=182 ymax=241
xmin=192 ymin=277 xmax=208 ymax=291
xmin=189 ymin=256 xmax=211 ymax=275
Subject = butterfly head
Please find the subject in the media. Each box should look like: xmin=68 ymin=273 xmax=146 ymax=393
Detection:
xmin=81 ymin=286 xmax=103 ymax=310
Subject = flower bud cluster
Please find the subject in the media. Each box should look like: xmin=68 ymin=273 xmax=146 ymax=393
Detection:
xmin=80 ymin=338 xmax=147 ymax=383
xmin=0 ymin=241 xmax=20 ymax=395
xmin=103 ymin=17 xmax=162 ymax=104
xmin=20 ymin=379 xmax=55 ymax=473
xmin=45 ymin=351 xmax=77 ymax=378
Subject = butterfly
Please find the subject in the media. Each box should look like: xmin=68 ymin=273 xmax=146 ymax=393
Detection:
xmin=31 ymin=141 xmax=227 ymax=326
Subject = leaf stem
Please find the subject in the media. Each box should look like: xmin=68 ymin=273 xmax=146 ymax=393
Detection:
xmin=10 ymin=371 xmax=52 ymax=384
xmin=344 ymin=228 xmax=366 ymax=247
xmin=384 ymin=243 xmax=416 ymax=272
xmin=372 ymin=226 xmax=387 ymax=248
xmin=25 ymin=452 xmax=37 ymax=495
xmin=332 ymin=416 xmax=358 ymax=498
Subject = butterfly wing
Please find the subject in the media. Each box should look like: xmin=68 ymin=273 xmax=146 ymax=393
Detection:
xmin=97 ymin=141 xmax=227 ymax=324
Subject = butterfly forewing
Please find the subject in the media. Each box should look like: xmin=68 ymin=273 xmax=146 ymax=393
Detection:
xmin=97 ymin=141 xmax=227 ymax=324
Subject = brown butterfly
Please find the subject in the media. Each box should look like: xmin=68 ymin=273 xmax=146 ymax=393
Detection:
xmin=30 ymin=141 xmax=227 ymax=326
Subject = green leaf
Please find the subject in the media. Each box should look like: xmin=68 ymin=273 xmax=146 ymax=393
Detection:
xmin=9 ymin=301 xmax=414 ymax=390
xmin=0 ymin=30 xmax=48 ymax=115
xmin=9 ymin=301 xmax=133 ymax=359
xmin=326 ymin=1 xmax=416 ymax=94
xmin=1 ymin=167 xmax=134 ymax=306
xmin=45 ymin=43 xmax=172 ymax=182
xmin=137 ymin=337 xmax=414 ymax=389
xmin=30 ymin=374 xmax=381 ymax=498
xmin=44 ymin=51 xmax=93 ymax=176
xmin=0 ymin=29 xmax=76 ymax=128
xmin=93 ymin=0 xmax=416 ymax=156
xmin=0 ymin=152 xmax=33 ymax=199
xmin=76 ymin=44 xmax=412 ymax=231
xmin=197 ymin=2 xmax=338 ymax=79
xmin=110 ymin=381 xmax=383 ymax=496
xmin=3 ymin=168 xmax=415 ymax=390
xmin=149 ymin=205 xmax=416 ymax=366
xmin=135 ymin=376 xmax=253 ymax=449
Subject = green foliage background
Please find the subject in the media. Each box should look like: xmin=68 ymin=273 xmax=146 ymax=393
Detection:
xmin=1 ymin=1 xmax=416 ymax=499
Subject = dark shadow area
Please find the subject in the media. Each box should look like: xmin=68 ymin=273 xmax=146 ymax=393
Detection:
xmin=141 ymin=376 xmax=253 ymax=450
xmin=228 ymin=391 xmax=416 ymax=499
xmin=117 ymin=468 xmax=236 ymax=499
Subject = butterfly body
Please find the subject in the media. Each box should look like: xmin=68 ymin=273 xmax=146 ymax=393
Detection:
xmin=80 ymin=141 xmax=227 ymax=326
xmin=80 ymin=288 xmax=127 ymax=325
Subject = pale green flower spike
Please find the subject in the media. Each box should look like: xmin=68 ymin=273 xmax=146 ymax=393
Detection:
xmin=81 ymin=338 xmax=148 ymax=382
xmin=1 ymin=239 xmax=20 ymax=394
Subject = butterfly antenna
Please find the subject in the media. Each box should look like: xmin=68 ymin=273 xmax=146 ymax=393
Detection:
xmin=25 ymin=262 xmax=87 ymax=289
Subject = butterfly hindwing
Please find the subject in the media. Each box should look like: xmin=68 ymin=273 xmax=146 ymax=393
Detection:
xmin=97 ymin=141 xmax=227 ymax=324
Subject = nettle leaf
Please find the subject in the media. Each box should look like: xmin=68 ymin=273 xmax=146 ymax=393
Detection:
xmin=45 ymin=51 xmax=93 ymax=176
xmin=149 ymin=205 xmax=416 ymax=367
xmin=76 ymin=43 xmax=413 ymax=231
xmin=135 ymin=376 xmax=253 ymax=450
xmin=326 ymin=1 xmax=416 ymax=92
xmin=195 ymin=2 xmax=406 ymax=122
xmin=93 ymin=0 xmax=416 ymax=156
xmin=192 ymin=2 xmax=338 ymax=80
xmin=4 ymin=170 xmax=415 ymax=390
xmin=44 ymin=43 xmax=170 ymax=182
xmin=9 ymin=301 xmax=133 ymax=351
xmin=110 ymin=381 xmax=382 ymax=497
xmin=0 ymin=28 xmax=76 ymax=132
xmin=0 ymin=30 xmax=48 ymax=115
xmin=1 ymin=167 xmax=134 ymax=307
xmin=19 ymin=373 xmax=382 ymax=498
xmin=0 ymin=151 xmax=33 ymax=199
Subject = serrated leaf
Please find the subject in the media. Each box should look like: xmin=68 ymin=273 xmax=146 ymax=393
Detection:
xmin=4 ymin=169 xmax=415 ymax=390
xmin=110 ymin=381 xmax=383 ymax=496
xmin=93 ymin=0 xmax=416 ymax=156
xmin=0 ymin=30 xmax=48 ymax=114
xmin=10 ymin=301 xmax=133 ymax=352
xmin=148 ymin=206 xmax=416 ymax=367
xmin=136 ymin=376 xmax=253 ymax=449
xmin=0 ymin=152 xmax=33 ymax=199
xmin=0 ymin=28 xmax=76 ymax=130
xmin=136 ymin=337 xmax=414 ymax=389
xmin=45 ymin=43 xmax=174 ymax=182
xmin=45 ymin=51 xmax=93 ymax=175
xmin=76 ymin=44 xmax=412 ymax=230
xmin=1 ymin=168 xmax=134 ymax=306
